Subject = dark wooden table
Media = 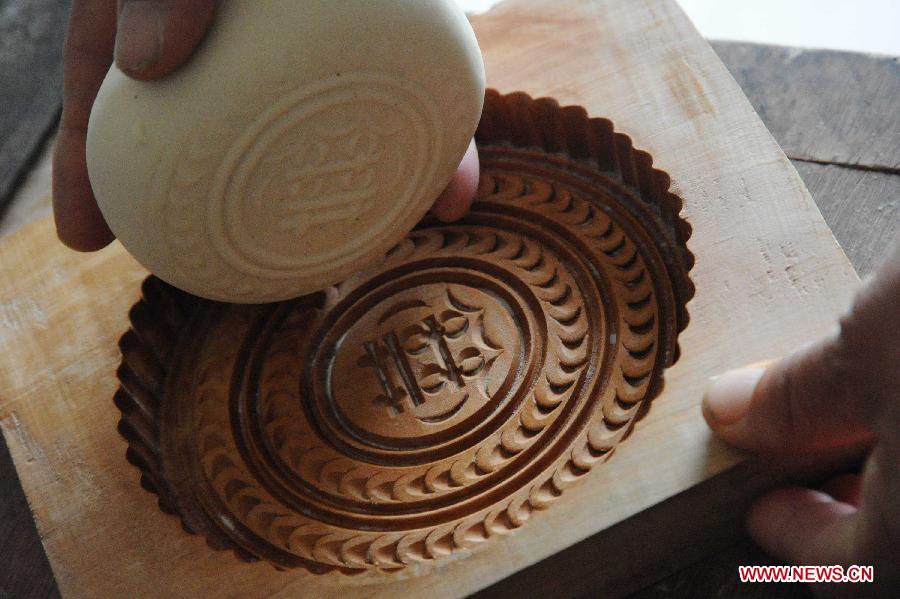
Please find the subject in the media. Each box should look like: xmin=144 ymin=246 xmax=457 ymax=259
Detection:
xmin=1 ymin=2 xmax=897 ymax=596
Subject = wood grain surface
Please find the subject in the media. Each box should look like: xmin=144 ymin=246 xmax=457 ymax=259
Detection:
xmin=0 ymin=7 xmax=897 ymax=599
xmin=713 ymin=42 xmax=900 ymax=171
xmin=794 ymin=162 xmax=899 ymax=276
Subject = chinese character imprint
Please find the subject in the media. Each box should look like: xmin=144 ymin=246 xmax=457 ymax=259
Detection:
xmin=357 ymin=287 xmax=504 ymax=423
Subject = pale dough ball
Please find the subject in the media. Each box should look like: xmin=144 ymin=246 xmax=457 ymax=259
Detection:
xmin=87 ymin=0 xmax=485 ymax=303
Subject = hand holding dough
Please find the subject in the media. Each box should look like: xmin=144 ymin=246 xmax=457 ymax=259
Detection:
xmin=81 ymin=0 xmax=485 ymax=303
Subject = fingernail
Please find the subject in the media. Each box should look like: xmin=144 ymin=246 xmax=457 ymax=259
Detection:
xmin=115 ymin=1 xmax=162 ymax=73
xmin=702 ymin=367 xmax=765 ymax=426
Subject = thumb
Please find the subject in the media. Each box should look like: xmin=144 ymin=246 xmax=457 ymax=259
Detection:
xmin=115 ymin=0 xmax=216 ymax=81
xmin=701 ymin=242 xmax=900 ymax=453
xmin=700 ymin=341 xmax=873 ymax=453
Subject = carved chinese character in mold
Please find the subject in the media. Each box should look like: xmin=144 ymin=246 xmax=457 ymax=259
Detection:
xmin=346 ymin=285 xmax=509 ymax=429
xmin=114 ymin=91 xmax=695 ymax=575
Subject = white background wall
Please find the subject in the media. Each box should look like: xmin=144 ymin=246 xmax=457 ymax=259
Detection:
xmin=677 ymin=0 xmax=900 ymax=56
xmin=457 ymin=0 xmax=900 ymax=56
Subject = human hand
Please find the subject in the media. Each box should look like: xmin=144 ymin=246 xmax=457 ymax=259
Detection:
xmin=703 ymin=243 xmax=900 ymax=595
xmin=53 ymin=0 xmax=479 ymax=252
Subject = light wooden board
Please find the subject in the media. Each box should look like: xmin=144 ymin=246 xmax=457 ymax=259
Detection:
xmin=0 ymin=1 xmax=861 ymax=597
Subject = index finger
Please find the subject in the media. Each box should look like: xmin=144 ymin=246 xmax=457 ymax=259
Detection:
xmin=52 ymin=0 xmax=117 ymax=251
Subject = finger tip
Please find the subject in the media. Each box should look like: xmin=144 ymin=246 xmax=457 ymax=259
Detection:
xmin=114 ymin=1 xmax=163 ymax=79
xmin=703 ymin=367 xmax=765 ymax=426
xmin=747 ymin=488 xmax=810 ymax=529
xmin=116 ymin=61 xmax=159 ymax=81
xmin=701 ymin=367 xmax=767 ymax=450
xmin=747 ymin=487 xmax=856 ymax=564
xmin=52 ymin=187 xmax=115 ymax=253
xmin=432 ymin=146 xmax=480 ymax=222
xmin=432 ymin=188 xmax=474 ymax=222
xmin=700 ymin=394 xmax=720 ymax=430
xmin=820 ymin=473 xmax=863 ymax=507
xmin=116 ymin=0 xmax=216 ymax=81
xmin=55 ymin=219 xmax=115 ymax=252
xmin=115 ymin=51 xmax=178 ymax=81
xmin=746 ymin=487 xmax=812 ymax=558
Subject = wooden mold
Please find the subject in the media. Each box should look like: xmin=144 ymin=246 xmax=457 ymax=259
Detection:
xmin=114 ymin=91 xmax=695 ymax=573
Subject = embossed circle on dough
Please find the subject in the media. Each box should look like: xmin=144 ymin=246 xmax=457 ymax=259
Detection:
xmin=207 ymin=74 xmax=441 ymax=277
xmin=115 ymin=92 xmax=695 ymax=575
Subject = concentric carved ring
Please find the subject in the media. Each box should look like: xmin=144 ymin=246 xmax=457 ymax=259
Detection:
xmin=115 ymin=91 xmax=695 ymax=574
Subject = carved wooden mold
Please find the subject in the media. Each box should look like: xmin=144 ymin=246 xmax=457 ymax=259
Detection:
xmin=114 ymin=90 xmax=695 ymax=574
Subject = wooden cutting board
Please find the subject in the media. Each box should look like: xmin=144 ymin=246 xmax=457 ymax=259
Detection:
xmin=0 ymin=0 xmax=860 ymax=597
